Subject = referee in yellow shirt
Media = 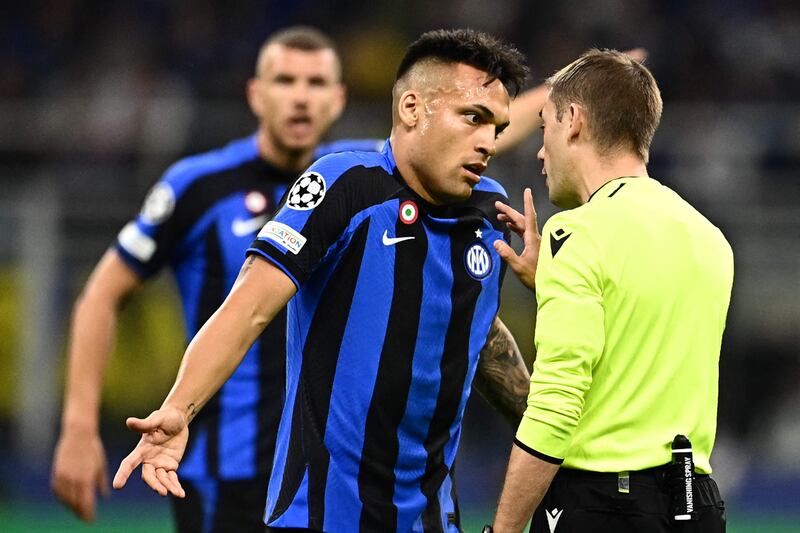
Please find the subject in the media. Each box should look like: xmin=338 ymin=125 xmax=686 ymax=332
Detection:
xmin=489 ymin=49 xmax=733 ymax=532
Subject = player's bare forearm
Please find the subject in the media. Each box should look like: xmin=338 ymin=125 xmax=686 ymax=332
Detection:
xmin=474 ymin=317 xmax=530 ymax=427
xmin=62 ymin=295 xmax=118 ymax=431
xmin=162 ymin=256 xmax=296 ymax=420
xmin=53 ymin=250 xmax=142 ymax=520
xmin=61 ymin=250 xmax=142 ymax=430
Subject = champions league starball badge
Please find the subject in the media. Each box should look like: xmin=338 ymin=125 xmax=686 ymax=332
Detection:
xmin=287 ymin=172 xmax=326 ymax=211
xmin=140 ymin=183 xmax=175 ymax=224
xmin=464 ymin=240 xmax=492 ymax=280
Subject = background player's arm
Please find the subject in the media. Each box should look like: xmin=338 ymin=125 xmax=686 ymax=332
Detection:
xmin=51 ymin=249 xmax=144 ymax=522
xmin=495 ymin=84 xmax=548 ymax=155
xmin=474 ymin=316 xmax=531 ymax=427
xmin=112 ymin=255 xmax=296 ymax=496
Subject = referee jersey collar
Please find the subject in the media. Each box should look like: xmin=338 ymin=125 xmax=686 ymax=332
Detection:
xmin=587 ymin=176 xmax=646 ymax=203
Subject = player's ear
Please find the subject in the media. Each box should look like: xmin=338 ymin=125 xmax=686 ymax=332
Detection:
xmin=397 ymin=90 xmax=420 ymax=128
xmin=246 ymin=78 xmax=264 ymax=118
xmin=330 ymin=82 xmax=347 ymax=122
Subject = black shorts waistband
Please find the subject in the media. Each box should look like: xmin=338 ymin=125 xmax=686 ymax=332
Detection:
xmin=557 ymin=464 xmax=710 ymax=483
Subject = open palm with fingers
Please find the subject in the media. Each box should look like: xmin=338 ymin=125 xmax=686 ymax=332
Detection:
xmin=112 ymin=407 xmax=189 ymax=498
xmin=493 ymin=187 xmax=541 ymax=290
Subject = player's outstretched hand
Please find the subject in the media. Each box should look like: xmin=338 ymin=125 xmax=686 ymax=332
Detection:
xmin=112 ymin=407 xmax=189 ymax=498
xmin=494 ymin=187 xmax=540 ymax=291
xmin=51 ymin=429 xmax=110 ymax=522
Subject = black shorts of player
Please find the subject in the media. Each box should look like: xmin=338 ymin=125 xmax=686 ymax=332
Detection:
xmin=171 ymin=478 xmax=268 ymax=533
xmin=530 ymin=465 xmax=726 ymax=533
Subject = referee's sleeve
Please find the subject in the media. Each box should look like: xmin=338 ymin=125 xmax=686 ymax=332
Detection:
xmin=516 ymin=216 xmax=605 ymax=461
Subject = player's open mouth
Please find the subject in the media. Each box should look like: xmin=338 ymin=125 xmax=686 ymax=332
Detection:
xmin=463 ymin=163 xmax=486 ymax=183
xmin=287 ymin=116 xmax=313 ymax=134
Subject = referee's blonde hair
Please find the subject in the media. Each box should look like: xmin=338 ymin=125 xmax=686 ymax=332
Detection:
xmin=547 ymin=49 xmax=662 ymax=163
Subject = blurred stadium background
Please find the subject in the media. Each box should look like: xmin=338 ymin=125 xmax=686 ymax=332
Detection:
xmin=1 ymin=1 xmax=799 ymax=531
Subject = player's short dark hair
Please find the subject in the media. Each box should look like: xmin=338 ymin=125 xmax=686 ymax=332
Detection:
xmin=395 ymin=29 xmax=528 ymax=96
xmin=547 ymin=49 xmax=663 ymax=162
xmin=257 ymin=26 xmax=342 ymax=80
xmin=265 ymin=26 xmax=338 ymax=54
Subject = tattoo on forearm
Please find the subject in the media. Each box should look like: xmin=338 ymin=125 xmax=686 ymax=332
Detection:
xmin=474 ymin=317 xmax=531 ymax=427
xmin=243 ymin=255 xmax=256 ymax=274
xmin=237 ymin=256 xmax=256 ymax=281
xmin=186 ymin=403 xmax=199 ymax=422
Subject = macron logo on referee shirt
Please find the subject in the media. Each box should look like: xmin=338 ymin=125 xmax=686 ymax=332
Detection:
xmin=546 ymin=508 xmax=564 ymax=532
xmin=550 ymin=228 xmax=572 ymax=257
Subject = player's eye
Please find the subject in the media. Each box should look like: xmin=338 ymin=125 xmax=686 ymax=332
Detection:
xmin=465 ymin=112 xmax=482 ymax=124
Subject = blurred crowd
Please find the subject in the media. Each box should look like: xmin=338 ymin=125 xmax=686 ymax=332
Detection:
xmin=3 ymin=1 xmax=800 ymax=165
xmin=4 ymin=1 xmax=800 ymax=100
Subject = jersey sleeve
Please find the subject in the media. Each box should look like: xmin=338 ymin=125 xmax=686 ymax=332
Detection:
xmin=515 ymin=214 xmax=606 ymax=462
xmin=114 ymin=165 xmax=195 ymax=279
xmin=246 ymin=153 xmax=369 ymax=288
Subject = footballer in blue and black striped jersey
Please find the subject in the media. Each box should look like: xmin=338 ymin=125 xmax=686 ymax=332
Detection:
xmin=115 ymin=133 xmax=382 ymax=531
xmin=247 ymin=140 xmax=510 ymax=532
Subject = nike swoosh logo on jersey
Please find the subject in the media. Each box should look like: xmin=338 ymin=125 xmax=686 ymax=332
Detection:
xmin=546 ymin=508 xmax=563 ymax=532
xmin=382 ymin=229 xmax=415 ymax=246
xmin=232 ymin=215 xmax=269 ymax=237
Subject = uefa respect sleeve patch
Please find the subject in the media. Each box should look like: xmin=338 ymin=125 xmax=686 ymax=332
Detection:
xmin=118 ymin=222 xmax=157 ymax=262
xmin=257 ymin=220 xmax=307 ymax=254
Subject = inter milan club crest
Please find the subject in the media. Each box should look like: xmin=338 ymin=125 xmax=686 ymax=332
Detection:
xmin=399 ymin=200 xmax=418 ymax=224
xmin=287 ymin=172 xmax=326 ymax=210
xmin=464 ymin=240 xmax=492 ymax=280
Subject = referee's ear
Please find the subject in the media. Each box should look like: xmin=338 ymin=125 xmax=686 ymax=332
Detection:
xmin=565 ymin=102 xmax=587 ymax=143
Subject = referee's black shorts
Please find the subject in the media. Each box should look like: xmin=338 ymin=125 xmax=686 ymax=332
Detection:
xmin=530 ymin=465 xmax=725 ymax=533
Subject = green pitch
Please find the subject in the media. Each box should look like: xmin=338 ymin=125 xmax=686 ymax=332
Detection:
xmin=1 ymin=502 xmax=798 ymax=532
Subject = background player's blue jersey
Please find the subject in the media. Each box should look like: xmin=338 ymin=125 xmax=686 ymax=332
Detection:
xmin=114 ymin=134 xmax=381 ymax=529
xmin=247 ymin=142 xmax=510 ymax=532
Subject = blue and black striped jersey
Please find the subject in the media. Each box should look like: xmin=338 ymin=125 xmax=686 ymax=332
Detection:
xmin=114 ymin=134 xmax=383 ymax=485
xmin=247 ymin=141 xmax=510 ymax=532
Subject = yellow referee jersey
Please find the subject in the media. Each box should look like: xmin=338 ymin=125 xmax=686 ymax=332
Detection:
xmin=516 ymin=176 xmax=733 ymax=474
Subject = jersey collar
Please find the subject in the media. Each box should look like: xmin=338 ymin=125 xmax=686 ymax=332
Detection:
xmin=587 ymin=176 xmax=643 ymax=202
